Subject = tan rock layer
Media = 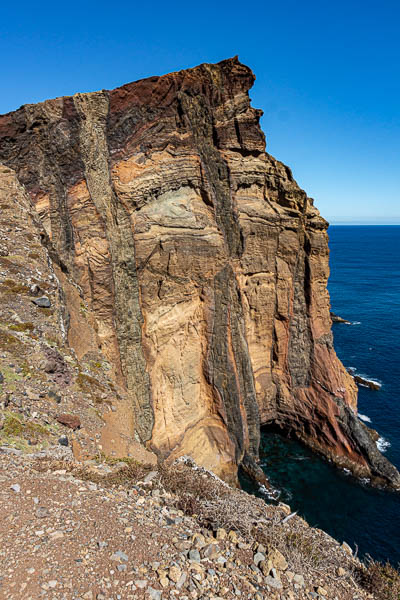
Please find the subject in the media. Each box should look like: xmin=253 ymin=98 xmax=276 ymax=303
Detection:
xmin=0 ymin=57 xmax=399 ymax=487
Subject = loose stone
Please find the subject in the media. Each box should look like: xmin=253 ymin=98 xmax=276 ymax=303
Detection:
xmin=188 ymin=549 xmax=201 ymax=563
xmin=253 ymin=552 xmax=265 ymax=566
xmin=32 ymin=296 xmax=51 ymax=308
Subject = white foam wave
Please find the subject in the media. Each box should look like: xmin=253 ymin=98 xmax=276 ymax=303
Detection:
xmin=359 ymin=477 xmax=371 ymax=484
xmin=347 ymin=367 xmax=382 ymax=389
xmin=358 ymin=413 xmax=372 ymax=423
xmin=258 ymin=484 xmax=281 ymax=500
xmin=369 ymin=379 xmax=382 ymax=388
xmin=351 ymin=321 xmax=361 ymax=325
xmin=376 ymin=437 xmax=391 ymax=453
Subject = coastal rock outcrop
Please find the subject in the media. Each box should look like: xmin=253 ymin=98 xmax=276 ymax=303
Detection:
xmin=0 ymin=57 xmax=399 ymax=488
xmin=330 ymin=311 xmax=351 ymax=324
xmin=354 ymin=375 xmax=381 ymax=391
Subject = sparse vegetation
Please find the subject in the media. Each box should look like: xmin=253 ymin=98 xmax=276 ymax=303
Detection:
xmin=9 ymin=322 xmax=35 ymax=332
xmin=158 ymin=462 xmax=353 ymax=578
xmin=0 ymin=330 xmax=25 ymax=353
xmin=76 ymin=372 xmax=105 ymax=396
xmin=90 ymin=361 xmax=103 ymax=370
xmin=2 ymin=413 xmax=24 ymax=437
xmin=357 ymin=556 xmax=400 ymax=600
xmin=0 ymin=412 xmax=51 ymax=450
xmin=1 ymin=278 xmax=30 ymax=294
xmin=37 ymin=307 xmax=54 ymax=315
xmin=34 ymin=455 xmax=154 ymax=487
xmin=94 ymin=396 xmax=112 ymax=406
xmin=0 ymin=257 xmax=21 ymax=276
xmin=0 ymin=365 xmax=23 ymax=386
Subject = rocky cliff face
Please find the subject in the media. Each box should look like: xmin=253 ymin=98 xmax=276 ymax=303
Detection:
xmin=0 ymin=57 xmax=398 ymax=487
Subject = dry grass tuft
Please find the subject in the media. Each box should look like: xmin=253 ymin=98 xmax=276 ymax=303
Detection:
xmin=357 ymin=557 xmax=400 ymax=600
xmin=77 ymin=461 xmax=153 ymax=487
xmin=1 ymin=278 xmax=30 ymax=294
xmin=0 ymin=329 xmax=25 ymax=351
xmin=35 ymin=456 xmax=154 ymax=488
xmin=76 ymin=372 xmax=105 ymax=396
xmin=9 ymin=322 xmax=35 ymax=332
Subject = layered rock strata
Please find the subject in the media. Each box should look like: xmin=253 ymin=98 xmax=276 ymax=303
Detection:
xmin=0 ymin=57 xmax=398 ymax=487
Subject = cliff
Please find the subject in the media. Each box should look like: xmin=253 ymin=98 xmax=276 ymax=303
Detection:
xmin=0 ymin=57 xmax=398 ymax=488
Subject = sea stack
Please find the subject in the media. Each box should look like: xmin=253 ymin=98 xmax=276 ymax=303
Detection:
xmin=0 ymin=57 xmax=399 ymax=488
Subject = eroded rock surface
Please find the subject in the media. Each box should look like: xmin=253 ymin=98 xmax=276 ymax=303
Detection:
xmin=0 ymin=57 xmax=399 ymax=487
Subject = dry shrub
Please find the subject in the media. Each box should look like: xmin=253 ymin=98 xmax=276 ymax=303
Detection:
xmin=160 ymin=460 xmax=357 ymax=577
xmin=256 ymin=520 xmax=353 ymax=576
xmin=78 ymin=460 xmax=153 ymax=487
xmin=33 ymin=456 xmax=154 ymax=487
xmin=357 ymin=557 xmax=400 ymax=600
xmin=160 ymin=461 xmax=258 ymax=536
xmin=161 ymin=460 xmax=400 ymax=594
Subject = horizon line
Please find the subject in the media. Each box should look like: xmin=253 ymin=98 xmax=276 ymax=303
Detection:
xmin=328 ymin=222 xmax=400 ymax=226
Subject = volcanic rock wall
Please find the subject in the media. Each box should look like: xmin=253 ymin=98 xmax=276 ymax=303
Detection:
xmin=0 ymin=57 xmax=398 ymax=487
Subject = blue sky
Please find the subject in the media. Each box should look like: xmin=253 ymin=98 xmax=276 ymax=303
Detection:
xmin=1 ymin=0 xmax=399 ymax=223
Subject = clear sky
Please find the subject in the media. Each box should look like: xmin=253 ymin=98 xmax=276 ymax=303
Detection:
xmin=1 ymin=0 xmax=399 ymax=224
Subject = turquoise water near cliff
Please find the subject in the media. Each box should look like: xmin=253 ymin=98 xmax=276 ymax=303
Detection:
xmin=240 ymin=226 xmax=400 ymax=565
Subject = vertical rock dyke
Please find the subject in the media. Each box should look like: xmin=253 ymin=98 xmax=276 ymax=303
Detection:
xmin=0 ymin=57 xmax=399 ymax=488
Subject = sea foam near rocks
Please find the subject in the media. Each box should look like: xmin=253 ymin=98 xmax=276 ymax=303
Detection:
xmin=258 ymin=484 xmax=281 ymax=501
xmin=358 ymin=413 xmax=372 ymax=423
xmin=376 ymin=437 xmax=391 ymax=453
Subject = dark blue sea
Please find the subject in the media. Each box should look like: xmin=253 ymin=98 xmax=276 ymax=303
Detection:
xmin=241 ymin=226 xmax=400 ymax=565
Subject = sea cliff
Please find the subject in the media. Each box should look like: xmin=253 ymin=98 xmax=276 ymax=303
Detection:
xmin=0 ymin=57 xmax=399 ymax=489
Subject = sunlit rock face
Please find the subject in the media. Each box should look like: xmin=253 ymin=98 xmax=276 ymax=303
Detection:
xmin=1 ymin=57 xmax=399 ymax=488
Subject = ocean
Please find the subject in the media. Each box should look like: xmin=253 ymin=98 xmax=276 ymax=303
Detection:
xmin=240 ymin=225 xmax=400 ymax=565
